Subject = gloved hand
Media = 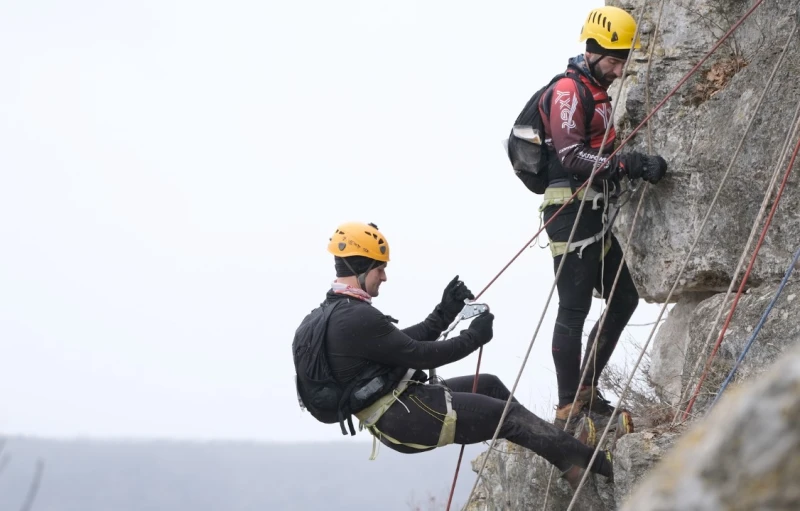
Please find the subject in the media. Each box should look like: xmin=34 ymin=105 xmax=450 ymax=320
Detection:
xmin=438 ymin=275 xmax=475 ymax=319
xmin=464 ymin=312 xmax=494 ymax=346
xmin=621 ymin=152 xmax=668 ymax=184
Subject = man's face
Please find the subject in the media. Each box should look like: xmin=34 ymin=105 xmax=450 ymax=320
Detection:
xmin=591 ymin=55 xmax=627 ymax=87
xmin=364 ymin=264 xmax=387 ymax=297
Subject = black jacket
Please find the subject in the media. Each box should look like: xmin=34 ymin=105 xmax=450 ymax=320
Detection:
xmin=324 ymin=290 xmax=484 ymax=390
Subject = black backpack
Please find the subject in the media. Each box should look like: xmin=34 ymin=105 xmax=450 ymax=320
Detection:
xmin=506 ymin=70 xmax=596 ymax=194
xmin=292 ymin=300 xmax=397 ymax=436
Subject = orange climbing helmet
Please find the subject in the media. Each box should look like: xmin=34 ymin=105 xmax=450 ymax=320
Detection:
xmin=327 ymin=221 xmax=390 ymax=263
xmin=579 ymin=6 xmax=641 ymax=51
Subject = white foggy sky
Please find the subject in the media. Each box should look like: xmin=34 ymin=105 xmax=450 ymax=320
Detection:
xmin=0 ymin=0 xmax=664 ymax=442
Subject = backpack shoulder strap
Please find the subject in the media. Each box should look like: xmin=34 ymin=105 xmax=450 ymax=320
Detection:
xmin=539 ymin=71 xmax=596 ymax=122
xmin=555 ymin=70 xmax=597 ymax=143
xmin=538 ymin=72 xmax=570 ymax=118
xmin=322 ymin=298 xmax=378 ymax=436
xmin=564 ymin=72 xmax=596 ymax=130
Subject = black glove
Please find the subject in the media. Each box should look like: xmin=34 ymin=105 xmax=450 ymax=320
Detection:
xmin=464 ymin=312 xmax=494 ymax=346
xmin=620 ymin=151 xmax=645 ymax=180
xmin=642 ymin=154 xmax=668 ymax=183
xmin=624 ymin=153 xmax=668 ymax=183
xmin=621 ymin=152 xmax=668 ymax=184
xmin=438 ymin=275 xmax=475 ymax=319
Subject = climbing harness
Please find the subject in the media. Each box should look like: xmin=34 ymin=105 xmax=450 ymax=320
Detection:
xmin=353 ymin=301 xmax=488 ymax=461
xmin=429 ymin=301 xmax=490 ymax=380
xmin=354 ymin=368 xmax=457 ymax=460
xmin=539 ymin=185 xmax=622 ymax=259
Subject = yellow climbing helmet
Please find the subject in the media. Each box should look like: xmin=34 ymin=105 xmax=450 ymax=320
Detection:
xmin=327 ymin=221 xmax=390 ymax=262
xmin=579 ymin=6 xmax=641 ymax=50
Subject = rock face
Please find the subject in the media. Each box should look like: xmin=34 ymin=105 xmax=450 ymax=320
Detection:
xmin=613 ymin=426 xmax=685 ymax=505
xmin=464 ymin=441 xmax=616 ymax=511
xmin=674 ymin=279 xmax=800 ymax=416
xmin=464 ymin=428 xmax=685 ymax=511
xmin=612 ymin=0 xmax=800 ymax=302
xmin=467 ymin=0 xmax=800 ymax=509
xmin=647 ymin=278 xmax=800 ymax=416
xmin=621 ymin=340 xmax=800 ymax=510
xmin=648 ymin=294 xmax=714 ymax=406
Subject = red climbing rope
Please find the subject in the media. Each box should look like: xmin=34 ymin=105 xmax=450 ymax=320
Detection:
xmin=682 ymin=130 xmax=800 ymax=420
xmin=442 ymin=347 xmax=483 ymax=510
xmin=443 ymin=1 xmax=767 ymax=509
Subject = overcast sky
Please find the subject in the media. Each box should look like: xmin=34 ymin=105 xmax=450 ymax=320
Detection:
xmin=0 ymin=0 xmax=665 ymax=443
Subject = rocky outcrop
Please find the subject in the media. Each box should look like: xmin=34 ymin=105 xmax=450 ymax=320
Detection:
xmin=621 ymin=340 xmax=800 ymax=510
xmin=466 ymin=287 xmax=799 ymax=509
xmin=465 ymin=441 xmax=616 ymax=511
xmin=464 ymin=427 xmax=686 ymax=511
xmin=468 ymin=0 xmax=800 ymax=509
xmin=658 ymin=279 xmax=800 ymax=416
xmin=613 ymin=0 xmax=800 ymax=302
xmin=648 ymin=294 xmax=714 ymax=406
xmin=647 ymin=276 xmax=800 ymax=416
xmin=612 ymin=426 xmax=685 ymax=505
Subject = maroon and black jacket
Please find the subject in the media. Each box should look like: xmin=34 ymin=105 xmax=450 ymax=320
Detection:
xmin=538 ymin=55 xmax=622 ymax=187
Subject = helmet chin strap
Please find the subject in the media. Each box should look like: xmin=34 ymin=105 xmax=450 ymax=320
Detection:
xmin=587 ymin=54 xmax=605 ymax=79
xmin=341 ymin=258 xmax=377 ymax=293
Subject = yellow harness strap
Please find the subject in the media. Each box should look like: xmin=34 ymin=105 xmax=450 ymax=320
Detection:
xmin=538 ymin=186 xmax=597 ymax=212
xmin=549 ymin=236 xmax=613 ymax=259
xmin=540 ymin=186 xmax=615 ymax=259
xmin=354 ymin=369 xmax=457 ymax=460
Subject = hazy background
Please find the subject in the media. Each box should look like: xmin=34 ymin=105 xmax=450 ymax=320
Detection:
xmin=0 ymin=0 xmax=665 ymax=508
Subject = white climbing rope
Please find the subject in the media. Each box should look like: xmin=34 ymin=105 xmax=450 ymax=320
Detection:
xmin=672 ymin=23 xmax=800 ymax=422
xmin=463 ymin=8 xmax=645 ymax=507
xmin=542 ymin=1 xmax=662 ymax=507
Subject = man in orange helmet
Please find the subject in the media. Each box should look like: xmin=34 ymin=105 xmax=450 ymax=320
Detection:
xmin=293 ymin=221 xmax=623 ymax=488
xmin=537 ymin=6 xmax=669 ymax=434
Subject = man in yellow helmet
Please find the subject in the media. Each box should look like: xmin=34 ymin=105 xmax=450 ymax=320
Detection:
xmin=535 ymin=6 xmax=669 ymax=433
xmin=293 ymin=221 xmax=623 ymax=489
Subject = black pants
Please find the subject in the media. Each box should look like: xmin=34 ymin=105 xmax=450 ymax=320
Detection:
xmin=374 ymin=374 xmax=609 ymax=475
xmin=543 ymin=202 xmax=639 ymax=407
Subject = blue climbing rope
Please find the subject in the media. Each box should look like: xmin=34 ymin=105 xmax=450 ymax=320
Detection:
xmin=711 ymin=245 xmax=800 ymax=407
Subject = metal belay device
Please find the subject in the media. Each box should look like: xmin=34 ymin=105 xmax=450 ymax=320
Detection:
xmin=429 ymin=300 xmax=490 ymax=380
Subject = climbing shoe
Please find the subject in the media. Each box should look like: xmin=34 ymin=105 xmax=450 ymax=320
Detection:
xmin=561 ymin=449 xmax=614 ymax=489
xmin=573 ymin=416 xmax=597 ymax=448
xmin=614 ymin=409 xmax=634 ymax=445
xmin=577 ymin=386 xmax=619 ymax=417
xmin=553 ymin=399 xmax=586 ymax=434
xmin=600 ymin=449 xmax=614 ymax=482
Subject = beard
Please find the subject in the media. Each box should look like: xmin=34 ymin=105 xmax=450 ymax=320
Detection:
xmin=592 ymin=68 xmax=616 ymax=88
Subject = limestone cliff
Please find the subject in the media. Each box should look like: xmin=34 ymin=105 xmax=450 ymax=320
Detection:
xmin=466 ymin=1 xmax=800 ymax=509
